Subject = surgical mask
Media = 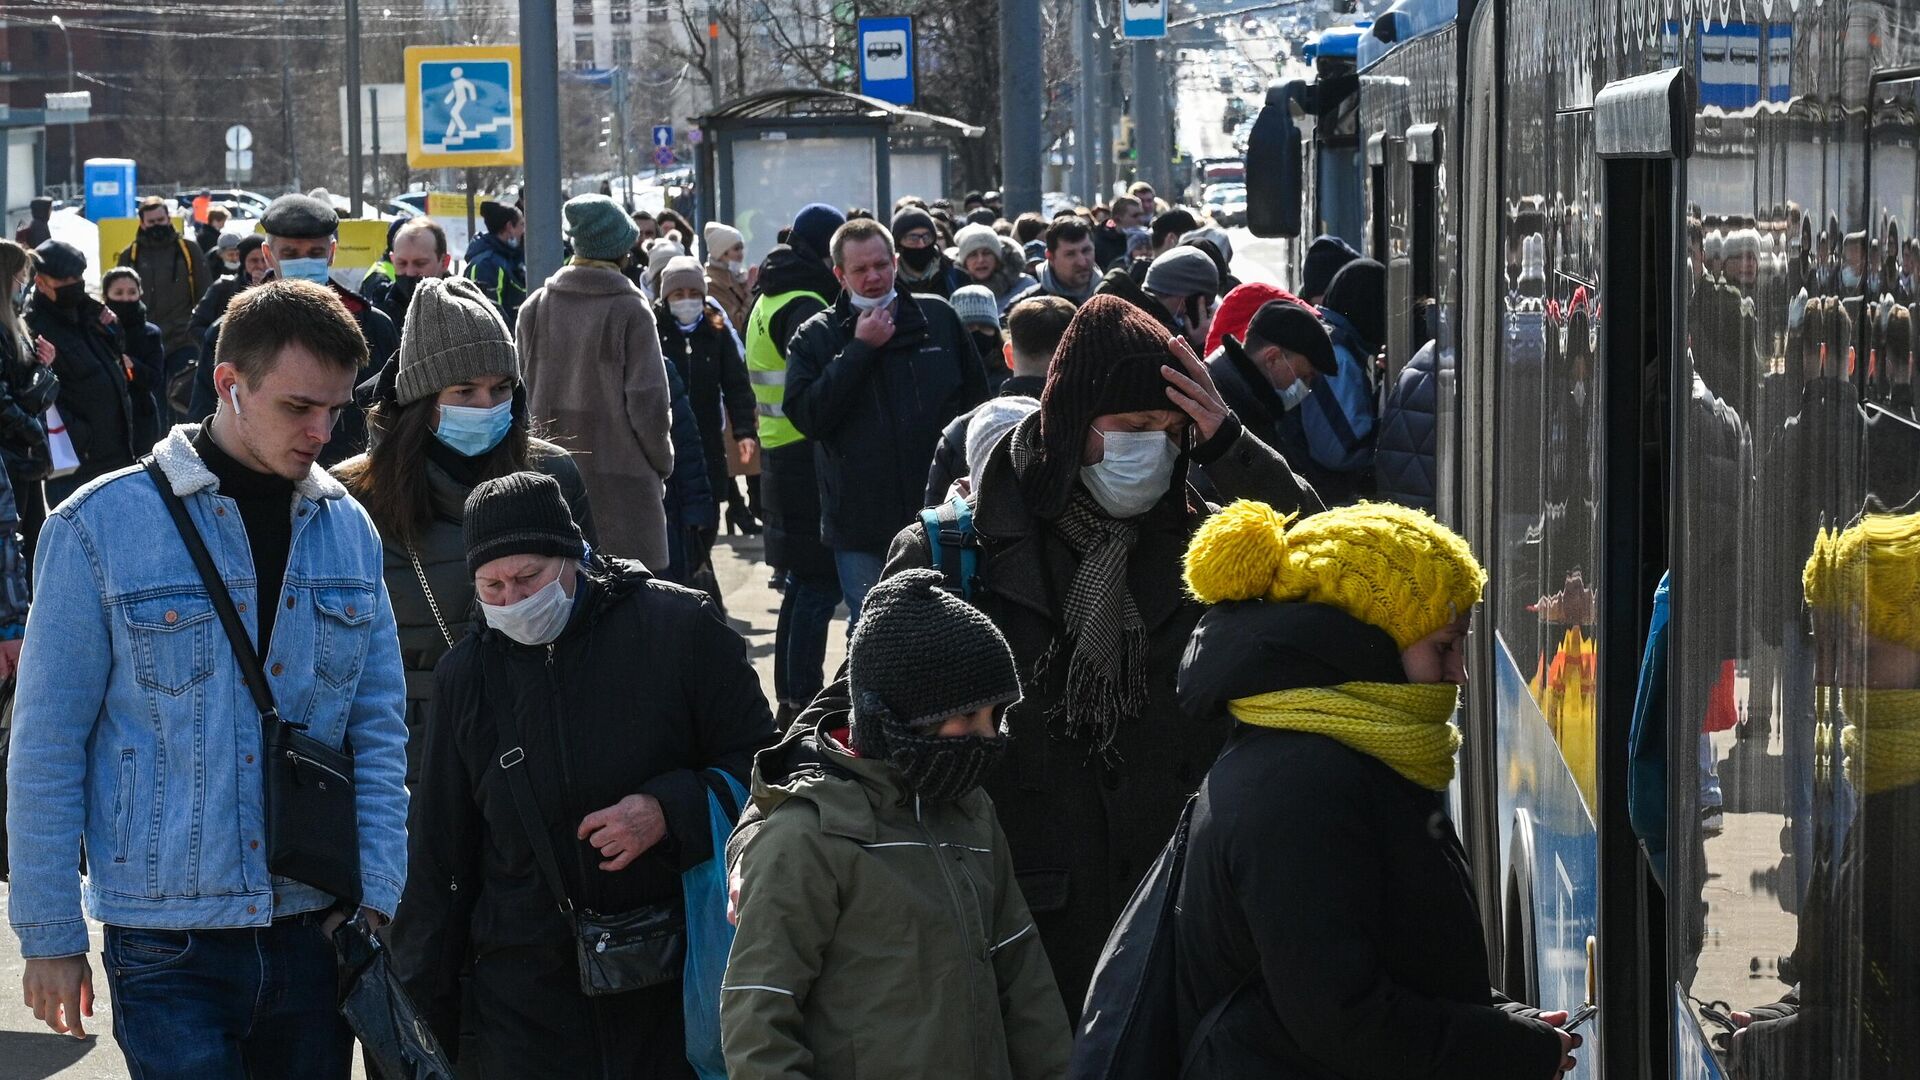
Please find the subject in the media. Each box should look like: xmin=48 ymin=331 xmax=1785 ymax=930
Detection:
xmin=222 ymin=255 xmax=242 ymax=272
xmin=480 ymin=573 xmax=576 ymax=646
xmin=849 ymin=289 xmax=896 ymax=312
xmin=277 ymin=257 xmax=332 ymax=286
xmin=1277 ymin=377 xmax=1311 ymax=410
xmin=727 ymin=259 xmax=746 ymax=275
xmin=1841 ymin=266 xmax=1862 ymax=290
xmin=1079 ymin=429 xmax=1179 ymax=518
xmin=435 ymin=399 xmax=513 ymax=457
xmin=503 ymin=235 xmax=522 ymax=251
xmin=670 ymin=298 xmax=707 ymax=325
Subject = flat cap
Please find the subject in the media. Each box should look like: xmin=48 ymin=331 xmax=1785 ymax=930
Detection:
xmin=261 ymin=194 xmax=338 ymax=239
xmin=33 ymin=240 xmax=87 ymax=280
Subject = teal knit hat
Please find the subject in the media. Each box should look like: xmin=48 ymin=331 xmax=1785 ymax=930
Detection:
xmin=563 ymin=194 xmax=642 ymax=261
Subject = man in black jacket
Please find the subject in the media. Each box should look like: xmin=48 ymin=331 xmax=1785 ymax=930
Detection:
xmin=784 ymin=217 xmax=989 ymax=624
xmin=1200 ymin=298 xmax=1339 ymax=503
xmin=25 ymin=241 xmax=135 ymax=507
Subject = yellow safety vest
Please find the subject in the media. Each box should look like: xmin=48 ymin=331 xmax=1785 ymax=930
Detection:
xmin=745 ymin=288 xmax=825 ymax=450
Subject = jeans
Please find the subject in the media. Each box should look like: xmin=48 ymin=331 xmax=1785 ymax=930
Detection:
xmin=833 ymin=548 xmax=887 ymax=628
xmin=103 ymin=916 xmax=351 ymax=1079
xmin=775 ymin=571 xmax=841 ymax=710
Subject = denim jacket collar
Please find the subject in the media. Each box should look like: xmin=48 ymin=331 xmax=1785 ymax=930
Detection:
xmin=151 ymin=423 xmax=347 ymax=504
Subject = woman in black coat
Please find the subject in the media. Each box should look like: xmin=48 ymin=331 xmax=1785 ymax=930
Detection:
xmin=389 ymin=471 xmax=776 ymax=1080
xmin=654 ymin=257 xmax=758 ymax=536
xmin=1171 ymin=499 xmax=1577 ymax=1079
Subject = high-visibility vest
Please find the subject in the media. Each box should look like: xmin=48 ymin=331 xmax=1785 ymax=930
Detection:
xmin=745 ymin=288 xmax=825 ymax=450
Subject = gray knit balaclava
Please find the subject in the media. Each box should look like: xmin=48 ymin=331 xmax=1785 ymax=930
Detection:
xmin=848 ymin=569 xmax=1021 ymax=801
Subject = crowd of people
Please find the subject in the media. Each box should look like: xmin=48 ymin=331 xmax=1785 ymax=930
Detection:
xmin=0 ymin=182 xmax=1608 ymax=1080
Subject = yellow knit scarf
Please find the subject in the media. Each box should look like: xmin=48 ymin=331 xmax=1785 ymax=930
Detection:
xmin=1841 ymin=689 xmax=1920 ymax=796
xmin=1228 ymin=682 xmax=1463 ymax=790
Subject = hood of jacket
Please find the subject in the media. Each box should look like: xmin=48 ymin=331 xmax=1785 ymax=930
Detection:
xmin=1176 ymin=601 xmax=1407 ymax=720
xmin=747 ymin=716 xmax=991 ymax=839
xmin=755 ymin=244 xmax=840 ymax=301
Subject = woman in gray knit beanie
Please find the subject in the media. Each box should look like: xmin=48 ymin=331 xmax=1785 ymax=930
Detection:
xmin=334 ymin=275 xmax=597 ymax=783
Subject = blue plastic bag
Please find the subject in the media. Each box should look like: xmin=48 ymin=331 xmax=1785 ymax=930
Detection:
xmin=683 ymin=769 xmax=749 ymax=1080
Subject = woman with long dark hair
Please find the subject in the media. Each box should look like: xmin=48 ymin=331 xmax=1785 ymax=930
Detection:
xmin=0 ymin=240 xmax=59 ymax=558
xmin=334 ymin=276 xmax=593 ymax=781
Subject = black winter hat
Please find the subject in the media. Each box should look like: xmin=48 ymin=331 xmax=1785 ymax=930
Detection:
xmin=848 ymin=569 xmax=1021 ymax=738
xmin=479 ymin=200 xmax=521 ymax=235
xmin=1245 ymin=298 xmax=1337 ymax=375
xmin=1300 ymin=234 xmax=1361 ymax=300
xmin=790 ymin=203 xmax=847 ymax=262
xmin=32 ymin=240 xmax=86 ymax=280
xmin=1027 ymin=294 xmax=1176 ymax=517
xmin=1321 ymin=257 xmax=1386 ymax=351
xmin=891 ymin=206 xmax=936 ymax=241
xmin=463 ymin=471 xmax=586 ymax=574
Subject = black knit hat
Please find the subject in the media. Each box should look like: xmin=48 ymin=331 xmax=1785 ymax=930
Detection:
xmin=849 ymin=569 xmax=1021 ymax=740
xmin=891 ymin=206 xmax=936 ymax=241
xmin=1027 ymin=294 xmax=1176 ymax=516
xmin=1322 ymin=257 xmax=1386 ymax=351
xmin=463 ymin=471 xmax=586 ymax=574
xmin=1300 ymin=235 xmax=1360 ymax=300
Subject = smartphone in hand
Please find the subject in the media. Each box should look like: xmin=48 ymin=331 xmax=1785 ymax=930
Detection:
xmin=1563 ymin=1003 xmax=1598 ymax=1033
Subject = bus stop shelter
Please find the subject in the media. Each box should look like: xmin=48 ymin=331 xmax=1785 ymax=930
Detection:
xmin=694 ymin=88 xmax=983 ymax=263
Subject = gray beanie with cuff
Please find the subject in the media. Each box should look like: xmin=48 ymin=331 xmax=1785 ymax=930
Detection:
xmin=394 ymin=276 xmax=519 ymax=405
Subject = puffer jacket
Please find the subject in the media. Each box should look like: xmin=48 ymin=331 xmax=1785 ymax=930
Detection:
xmin=389 ymin=558 xmax=774 ymax=1077
xmin=1373 ymin=339 xmax=1442 ymax=511
xmin=333 ymin=436 xmax=593 ymax=785
xmin=722 ymin=718 xmax=1071 ymax=1080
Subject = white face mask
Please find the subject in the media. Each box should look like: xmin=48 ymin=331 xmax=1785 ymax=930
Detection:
xmin=480 ymin=573 xmax=575 ymax=646
xmin=849 ymin=288 xmax=896 ymax=312
xmin=669 ymin=298 xmax=706 ymax=325
xmin=1079 ymin=430 xmax=1179 ymax=518
xmin=727 ymin=259 xmax=746 ymax=276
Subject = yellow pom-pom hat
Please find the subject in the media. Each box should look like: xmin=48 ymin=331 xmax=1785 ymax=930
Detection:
xmin=1184 ymin=500 xmax=1488 ymax=649
xmin=1803 ymin=512 xmax=1920 ymax=653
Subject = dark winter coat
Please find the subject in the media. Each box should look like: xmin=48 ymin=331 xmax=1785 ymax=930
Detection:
xmin=189 ymin=282 xmax=397 ymax=464
xmin=1170 ymin=601 xmax=1565 ymax=1079
xmin=784 ymin=292 xmax=989 ymax=552
xmin=896 ymin=252 xmax=965 ymax=300
xmin=662 ymin=358 xmax=717 ymax=585
xmin=751 ymin=246 xmax=840 ymax=580
xmin=23 ymin=292 xmax=134 ymax=483
xmin=332 ymin=436 xmax=593 ymax=786
xmin=188 ymin=273 xmax=250 ymax=352
xmin=1373 ymin=339 xmax=1442 ymax=511
xmin=116 ymin=229 xmax=208 ymax=353
xmin=656 ymin=301 xmax=756 ymax=505
xmin=0 ymin=325 xmax=58 ymax=479
xmin=389 ymin=558 xmax=775 ymax=1078
xmin=465 ymin=232 xmax=528 ymax=331
xmin=113 ymin=308 xmax=166 ymax=450
xmin=722 ymin=720 xmax=1071 ymax=1079
xmin=1199 ymin=340 xmax=1333 ymax=507
xmin=875 ymin=412 xmax=1322 ymax=1016
xmin=924 ymin=373 xmax=1045 ymax=505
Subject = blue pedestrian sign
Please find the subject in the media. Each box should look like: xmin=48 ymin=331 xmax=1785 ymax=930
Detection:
xmin=1122 ymin=0 xmax=1168 ymax=39
xmin=405 ymin=45 xmax=523 ymax=168
xmin=653 ymin=125 xmax=674 ymax=148
xmin=857 ymin=17 xmax=915 ymax=106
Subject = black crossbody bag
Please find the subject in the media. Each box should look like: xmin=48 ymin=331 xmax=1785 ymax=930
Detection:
xmin=145 ymin=460 xmax=362 ymax=906
xmin=485 ymin=661 xmax=684 ymax=997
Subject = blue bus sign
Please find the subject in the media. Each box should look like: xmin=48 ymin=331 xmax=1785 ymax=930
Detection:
xmin=857 ymin=17 xmax=915 ymax=106
xmin=1122 ymin=0 xmax=1168 ymax=39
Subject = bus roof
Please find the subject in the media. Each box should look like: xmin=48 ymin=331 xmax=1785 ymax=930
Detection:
xmin=1356 ymin=0 xmax=1458 ymax=70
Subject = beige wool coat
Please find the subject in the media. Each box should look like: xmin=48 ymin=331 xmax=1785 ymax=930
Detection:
xmin=517 ymin=263 xmax=673 ymax=570
xmin=705 ymin=262 xmax=754 ymax=330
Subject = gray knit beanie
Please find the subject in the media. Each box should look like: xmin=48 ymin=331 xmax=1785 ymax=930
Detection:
xmin=395 ymin=276 xmax=519 ymax=405
xmin=1144 ymin=246 xmax=1220 ymax=298
xmin=660 ymin=255 xmax=707 ymax=298
xmin=850 ymin=569 xmax=1021 ymax=732
xmin=564 ymin=194 xmax=642 ymax=261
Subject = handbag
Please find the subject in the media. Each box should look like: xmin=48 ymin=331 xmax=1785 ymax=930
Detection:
xmin=489 ymin=665 xmax=685 ymax=997
xmin=44 ymin=404 xmax=78 ymax=479
xmin=333 ymin=910 xmax=456 ymax=1080
xmin=144 ymin=460 xmax=362 ymax=905
xmin=682 ymin=770 xmax=748 ymax=1079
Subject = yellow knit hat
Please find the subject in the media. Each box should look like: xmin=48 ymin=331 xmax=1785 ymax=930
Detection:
xmin=1184 ymin=500 xmax=1488 ymax=649
xmin=1803 ymin=512 xmax=1920 ymax=653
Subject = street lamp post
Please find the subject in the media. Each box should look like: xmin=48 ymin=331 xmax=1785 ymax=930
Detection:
xmin=51 ymin=16 xmax=77 ymax=197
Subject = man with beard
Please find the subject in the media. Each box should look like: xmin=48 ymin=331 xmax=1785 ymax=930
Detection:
xmin=116 ymin=197 xmax=209 ymax=425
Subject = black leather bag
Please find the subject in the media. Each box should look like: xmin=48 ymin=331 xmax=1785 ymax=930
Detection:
xmin=145 ymin=460 xmax=361 ymax=905
xmin=333 ymin=911 xmax=455 ymax=1080
xmin=490 ymin=669 xmax=685 ymax=997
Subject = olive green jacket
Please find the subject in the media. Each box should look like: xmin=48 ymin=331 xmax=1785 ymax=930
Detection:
xmin=721 ymin=723 xmax=1071 ymax=1080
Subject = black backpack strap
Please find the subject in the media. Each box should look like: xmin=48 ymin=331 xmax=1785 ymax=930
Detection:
xmin=484 ymin=661 xmax=575 ymax=916
xmin=143 ymin=458 xmax=280 ymax=727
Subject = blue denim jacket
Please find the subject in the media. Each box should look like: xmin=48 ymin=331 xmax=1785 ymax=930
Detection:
xmin=7 ymin=425 xmax=409 ymax=958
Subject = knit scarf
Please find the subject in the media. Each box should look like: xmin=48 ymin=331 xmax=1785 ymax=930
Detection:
xmin=1841 ymin=689 xmax=1920 ymax=796
xmin=1039 ymin=489 xmax=1147 ymax=759
xmin=1228 ymin=682 xmax=1464 ymax=790
xmin=1039 ymin=264 xmax=1098 ymax=304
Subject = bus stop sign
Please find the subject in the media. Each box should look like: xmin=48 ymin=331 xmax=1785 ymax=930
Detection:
xmin=857 ymin=17 xmax=915 ymax=105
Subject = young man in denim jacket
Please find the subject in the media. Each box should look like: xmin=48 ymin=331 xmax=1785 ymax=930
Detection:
xmin=7 ymin=279 xmax=409 ymax=1078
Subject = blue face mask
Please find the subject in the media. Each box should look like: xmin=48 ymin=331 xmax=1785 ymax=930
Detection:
xmin=435 ymin=399 xmax=513 ymax=457
xmin=1277 ymin=376 xmax=1312 ymax=410
xmin=277 ymin=257 xmax=332 ymax=286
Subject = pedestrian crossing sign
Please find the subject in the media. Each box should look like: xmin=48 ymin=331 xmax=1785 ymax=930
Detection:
xmin=405 ymin=45 xmax=523 ymax=168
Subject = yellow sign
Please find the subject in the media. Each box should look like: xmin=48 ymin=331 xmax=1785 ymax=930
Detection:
xmin=332 ymin=219 xmax=390 ymax=272
xmin=404 ymin=45 xmax=523 ymax=169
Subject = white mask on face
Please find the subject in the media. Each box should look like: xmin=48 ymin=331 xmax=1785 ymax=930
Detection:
xmin=670 ymin=298 xmax=706 ymax=325
xmin=727 ymin=259 xmax=746 ymax=275
xmin=1079 ymin=429 xmax=1179 ymax=518
xmin=480 ymin=573 xmax=575 ymax=646
xmin=849 ymin=289 xmax=896 ymax=312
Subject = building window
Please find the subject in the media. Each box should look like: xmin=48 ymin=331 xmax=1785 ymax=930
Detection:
xmin=645 ymin=0 xmax=669 ymax=24
xmin=574 ymin=31 xmax=598 ymax=68
xmin=573 ymin=0 xmax=595 ymax=23
xmin=611 ymin=0 xmax=631 ymax=23
xmin=613 ymin=37 xmax=633 ymax=64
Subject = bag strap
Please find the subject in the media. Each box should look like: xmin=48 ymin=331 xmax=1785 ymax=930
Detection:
xmin=918 ymin=493 xmax=979 ymax=599
xmin=143 ymin=459 xmax=281 ymax=727
xmin=1179 ymin=966 xmax=1259 ymax=1078
xmin=486 ymin=662 xmax=575 ymax=916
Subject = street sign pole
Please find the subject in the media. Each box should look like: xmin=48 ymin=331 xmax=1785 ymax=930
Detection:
xmin=1000 ymin=0 xmax=1042 ymax=216
xmin=370 ymin=92 xmax=382 ymax=204
xmin=1131 ymin=38 xmax=1171 ymax=195
xmin=519 ymin=0 xmax=564 ymax=286
xmin=347 ymin=0 xmax=364 ymax=216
